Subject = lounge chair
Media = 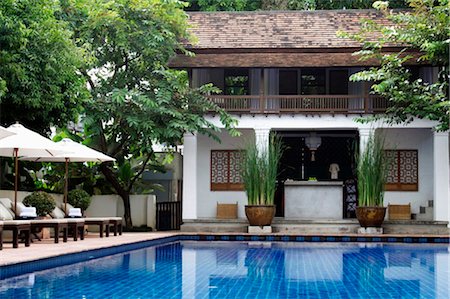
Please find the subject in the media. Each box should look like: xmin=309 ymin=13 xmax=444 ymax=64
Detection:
xmin=0 ymin=198 xmax=69 ymax=244
xmin=0 ymin=202 xmax=31 ymax=248
xmin=51 ymin=206 xmax=84 ymax=241
xmin=61 ymin=203 xmax=122 ymax=238
xmin=3 ymin=220 xmax=31 ymax=248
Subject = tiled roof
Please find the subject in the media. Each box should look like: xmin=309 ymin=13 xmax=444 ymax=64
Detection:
xmin=186 ymin=10 xmax=393 ymax=49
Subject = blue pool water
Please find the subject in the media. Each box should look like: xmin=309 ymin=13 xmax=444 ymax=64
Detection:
xmin=1 ymin=241 xmax=449 ymax=298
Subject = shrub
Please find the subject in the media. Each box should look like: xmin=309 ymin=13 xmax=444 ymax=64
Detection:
xmin=23 ymin=191 xmax=56 ymax=217
xmin=68 ymin=189 xmax=91 ymax=212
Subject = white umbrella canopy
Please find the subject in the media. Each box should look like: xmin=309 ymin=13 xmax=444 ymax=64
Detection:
xmin=0 ymin=123 xmax=69 ymax=216
xmin=0 ymin=126 xmax=15 ymax=140
xmin=21 ymin=138 xmax=115 ymax=212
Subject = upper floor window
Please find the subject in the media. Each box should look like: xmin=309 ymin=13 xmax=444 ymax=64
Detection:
xmin=301 ymin=69 xmax=326 ymax=95
xmin=224 ymin=69 xmax=249 ymax=95
xmin=385 ymin=150 xmax=418 ymax=191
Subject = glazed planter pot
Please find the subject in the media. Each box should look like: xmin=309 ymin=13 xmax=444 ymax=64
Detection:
xmin=245 ymin=205 xmax=276 ymax=227
xmin=356 ymin=206 xmax=387 ymax=228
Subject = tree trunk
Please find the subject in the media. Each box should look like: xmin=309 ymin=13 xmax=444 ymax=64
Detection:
xmin=100 ymin=164 xmax=133 ymax=228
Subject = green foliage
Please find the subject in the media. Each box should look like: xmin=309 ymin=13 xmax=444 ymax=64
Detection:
xmin=340 ymin=0 xmax=449 ymax=131
xmin=68 ymin=189 xmax=91 ymax=211
xmin=59 ymin=0 xmax=239 ymax=227
xmin=357 ymin=133 xmax=388 ymax=207
xmin=242 ymin=135 xmax=283 ymax=206
xmin=23 ymin=191 xmax=56 ymax=217
xmin=0 ymin=0 xmax=88 ymax=134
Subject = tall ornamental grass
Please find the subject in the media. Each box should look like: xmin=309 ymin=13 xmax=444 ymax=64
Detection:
xmin=357 ymin=132 xmax=388 ymax=207
xmin=242 ymin=135 xmax=283 ymax=206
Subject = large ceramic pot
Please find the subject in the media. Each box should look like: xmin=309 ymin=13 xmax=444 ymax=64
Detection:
xmin=245 ymin=205 xmax=276 ymax=226
xmin=356 ymin=207 xmax=387 ymax=228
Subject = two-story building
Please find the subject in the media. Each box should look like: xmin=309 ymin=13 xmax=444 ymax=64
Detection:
xmin=170 ymin=10 xmax=449 ymax=232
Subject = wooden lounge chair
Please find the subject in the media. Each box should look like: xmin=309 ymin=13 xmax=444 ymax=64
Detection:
xmin=51 ymin=206 xmax=84 ymax=241
xmin=30 ymin=219 xmax=69 ymax=244
xmin=3 ymin=220 xmax=31 ymax=248
xmin=60 ymin=203 xmax=122 ymax=238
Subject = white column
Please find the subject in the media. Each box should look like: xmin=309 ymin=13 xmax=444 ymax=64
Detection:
xmin=358 ymin=127 xmax=374 ymax=155
xmin=254 ymin=127 xmax=271 ymax=153
xmin=182 ymin=133 xmax=198 ymax=220
xmin=433 ymin=131 xmax=450 ymax=224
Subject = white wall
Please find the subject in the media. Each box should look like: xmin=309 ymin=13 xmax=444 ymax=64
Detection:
xmin=381 ymin=128 xmax=433 ymax=214
xmin=196 ymin=129 xmax=255 ymax=219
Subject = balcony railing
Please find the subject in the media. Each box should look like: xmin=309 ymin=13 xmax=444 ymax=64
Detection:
xmin=207 ymin=95 xmax=388 ymax=114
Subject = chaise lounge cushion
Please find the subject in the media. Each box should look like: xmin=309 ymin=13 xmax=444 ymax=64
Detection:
xmin=17 ymin=202 xmax=37 ymax=218
xmin=0 ymin=203 xmax=14 ymax=220
xmin=51 ymin=206 xmax=66 ymax=219
xmin=0 ymin=198 xmax=13 ymax=210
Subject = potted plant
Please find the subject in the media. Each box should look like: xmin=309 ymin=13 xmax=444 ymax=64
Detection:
xmin=68 ymin=189 xmax=92 ymax=215
xmin=356 ymin=132 xmax=388 ymax=228
xmin=242 ymin=135 xmax=283 ymax=227
xmin=23 ymin=191 xmax=56 ymax=217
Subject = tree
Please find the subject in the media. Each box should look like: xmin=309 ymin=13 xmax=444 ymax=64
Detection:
xmin=0 ymin=0 xmax=87 ymax=134
xmin=340 ymin=0 xmax=449 ymax=130
xmin=60 ymin=0 xmax=239 ymax=228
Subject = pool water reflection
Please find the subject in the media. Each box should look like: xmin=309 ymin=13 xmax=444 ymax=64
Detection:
xmin=1 ymin=241 xmax=449 ymax=298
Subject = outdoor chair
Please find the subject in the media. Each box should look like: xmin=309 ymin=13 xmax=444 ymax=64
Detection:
xmin=0 ymin=201 xmax=31 ymax=248
xmin=51 ymin=206 xmax=85 ymax=241
xmin=61 ymin=202 xmax=123 ymax=238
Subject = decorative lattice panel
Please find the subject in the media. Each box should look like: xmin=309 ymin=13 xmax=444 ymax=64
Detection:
xmin=385 ymin=150 xmax=418 ymax=191
xmin=211 ymin=150 xmax=244 ymax=191
xmin=386 ymin=150 xmax=399 ymax=184
xmin=229 ymin=151 xmax=244 ymax=184
xmin=399 ymin=151 xmax=418 ymax=184
xmin=211 ymin=151 xmax=229 ymax=184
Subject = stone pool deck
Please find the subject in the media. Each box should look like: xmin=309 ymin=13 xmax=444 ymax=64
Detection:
xmin=1 ymin=231 xmax=449 ymax=267
xmin=0 ymin=232 xmax=177 ymax=266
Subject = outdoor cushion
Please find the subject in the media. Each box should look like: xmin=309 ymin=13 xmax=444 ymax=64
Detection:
xmin=51 ymin=206 xmax=66 ymax=219
xmin=17 ymin=202 xmax=37 ymax=218
xmin=68 ymin=208 xmax=82 ymax=218
xmin=60 ymin=202 xmax=75 ymax=214
xmin=0 ymin=202 xmax=14 ymax=220
xmin=0 ymin=198 xmax=13 ymax=210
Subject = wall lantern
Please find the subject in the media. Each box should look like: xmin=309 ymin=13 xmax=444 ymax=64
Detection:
xmin=305 ymin=132 xmax=322 ymax=161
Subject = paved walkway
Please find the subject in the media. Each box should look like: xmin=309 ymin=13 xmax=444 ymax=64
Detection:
xmin=0 ymin=232 xmax=176 ymax=266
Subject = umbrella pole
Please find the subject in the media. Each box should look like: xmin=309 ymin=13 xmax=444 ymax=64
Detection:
xmin=14 ymin=147 xmax=18 ymax=218
xmin=64 ymin=158 xmax=69 ymax=215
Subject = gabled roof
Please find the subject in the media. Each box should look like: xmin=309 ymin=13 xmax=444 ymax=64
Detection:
xmin=186 ymin=10 xmax=392 ymax=50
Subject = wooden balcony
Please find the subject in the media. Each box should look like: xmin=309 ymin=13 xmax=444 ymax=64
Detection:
xmin=207 ymin=95 xmax=388 ymax=114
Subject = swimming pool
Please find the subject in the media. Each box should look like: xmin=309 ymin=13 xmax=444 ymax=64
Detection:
xmin=1 ymin=241 xmax=449 ymax=298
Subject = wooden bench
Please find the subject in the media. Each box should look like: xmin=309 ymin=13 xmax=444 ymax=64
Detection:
xmin=31 ymin=219 xmax=68 ymax=243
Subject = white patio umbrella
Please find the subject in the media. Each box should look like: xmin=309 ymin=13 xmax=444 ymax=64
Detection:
xmin=0 ymin=126 xmax=15 ymax=139
xmin=21 ymin=138 xmax=115 ymax=212
xmin=0 ymin=123 xmax=68 ymax=216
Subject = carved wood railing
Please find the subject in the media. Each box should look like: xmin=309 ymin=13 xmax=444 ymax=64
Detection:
xmin=206 ymin=95 xmax=388 ymax=114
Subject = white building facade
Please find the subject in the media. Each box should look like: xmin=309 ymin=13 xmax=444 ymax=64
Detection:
xmin=171 ymin=11 xmax=450 ymax=226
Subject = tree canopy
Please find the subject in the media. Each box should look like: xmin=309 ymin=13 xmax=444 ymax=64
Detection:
xmin=59 ymin=0 xmax=239 ymax=227
xmin=0 ymin=0 xmax=87 ymax=134
xmin=340 ymin=0 xmax=449 ymax=130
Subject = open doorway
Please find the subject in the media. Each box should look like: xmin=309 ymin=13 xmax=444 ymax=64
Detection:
xmin=274 ymin=130 xmax=358 ymax=217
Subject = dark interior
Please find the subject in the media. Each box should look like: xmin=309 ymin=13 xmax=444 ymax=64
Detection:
xmin=274 ymin=130 xmax=358 ymax=217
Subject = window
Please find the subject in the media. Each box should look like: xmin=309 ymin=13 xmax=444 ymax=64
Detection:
xmin=301 ymin=69 xmax=326 ymax=95
xmin=211 ymin=150 xmax=244 ymax=191
xmin=224 ymin=69 xmax=249 ymax=95
xmin=385 ymin=150 xmax=418 ymax=191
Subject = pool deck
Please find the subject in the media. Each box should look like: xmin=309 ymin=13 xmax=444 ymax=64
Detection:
xmin=0 ymin=231 xmax=449 ymax=267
